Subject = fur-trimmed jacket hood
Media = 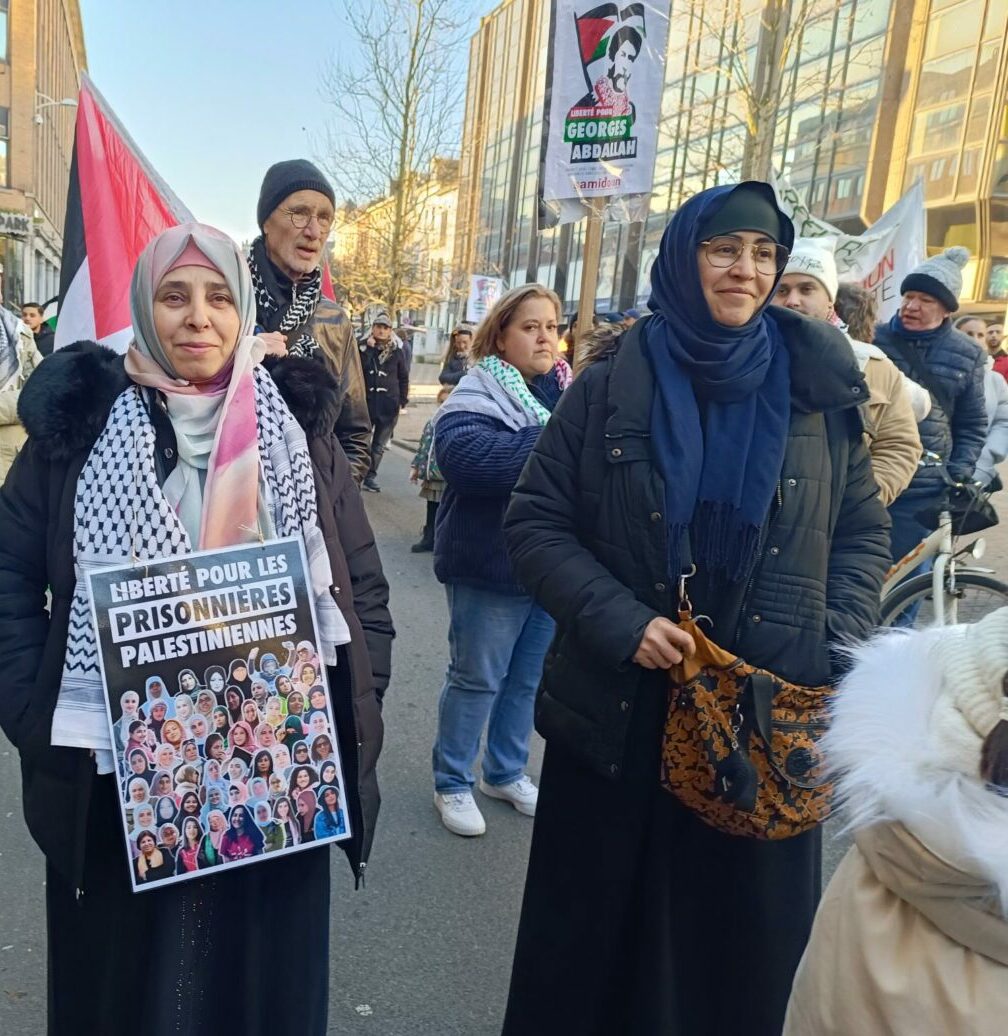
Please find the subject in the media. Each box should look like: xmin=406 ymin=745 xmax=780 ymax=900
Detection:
xmin=825 ymin=624 xmax=1008 ymax=910
xmin=17 ymin=340 xmax=342 ymax=460
xmin=784 ymin=622 xmax=1008 ymax=1036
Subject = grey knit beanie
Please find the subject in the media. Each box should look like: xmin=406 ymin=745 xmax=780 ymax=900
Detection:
xmin=257 ymin=160 xmax=335 ymax=230
xmin=900 ymin=246 xmax=970 ymax=313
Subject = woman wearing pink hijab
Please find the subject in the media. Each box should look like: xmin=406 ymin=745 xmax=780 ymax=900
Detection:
xmin=0 ymin=222 xmax=392 ymax=1034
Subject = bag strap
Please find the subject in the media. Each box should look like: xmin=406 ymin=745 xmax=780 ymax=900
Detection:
xmin=887 ymin=335 xmax=955 ymax=418
xmin=750 ymin=672 xmax=775 ymax=749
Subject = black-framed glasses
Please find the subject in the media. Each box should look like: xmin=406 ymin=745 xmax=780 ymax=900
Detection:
xmin=698 ymin=236 xmax=790 ymax=276
xmin=280 ymin=206 xmax=334 ymax=232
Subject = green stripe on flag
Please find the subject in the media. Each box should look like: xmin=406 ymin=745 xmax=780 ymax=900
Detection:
xmin=590 ymin=35 xmax=609 ymax=62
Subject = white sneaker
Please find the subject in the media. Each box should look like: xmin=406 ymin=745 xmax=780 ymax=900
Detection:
xmin=479 ymin=776 xmax=538 ymax=817
xmin=434 ymin=790 xmax=486 ymax=837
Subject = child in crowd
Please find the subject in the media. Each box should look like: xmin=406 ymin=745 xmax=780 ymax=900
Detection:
xmin=784 ymin=607 xmax=1008 ymax=1033
xmin=409 ymin=385 xmax=452 ymax=554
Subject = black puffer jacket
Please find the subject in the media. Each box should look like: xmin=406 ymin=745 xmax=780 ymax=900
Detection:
xmin=874 ymin=318 xmax=987 ymax=499
xmin=503 ymin=310 xmax=890 ymax=781
xmin=0 ymin=343 xmax=392 ymax=889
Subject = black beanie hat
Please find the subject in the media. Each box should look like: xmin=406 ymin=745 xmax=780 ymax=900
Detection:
xmin=698 ymin=181 xmax=788 ymax=245
xmin=257 ymin=160 xmax=335 ymax=230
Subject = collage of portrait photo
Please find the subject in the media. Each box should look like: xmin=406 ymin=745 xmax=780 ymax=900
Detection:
xmin=114 ymin=638 xmax=350 ymax=887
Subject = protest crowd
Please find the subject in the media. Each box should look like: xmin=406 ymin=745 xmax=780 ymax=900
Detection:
xmin=1 ymin=145 xmax=1008 ymax=1036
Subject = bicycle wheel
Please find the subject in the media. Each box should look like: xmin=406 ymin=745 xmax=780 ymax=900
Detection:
xmin=879 ymin=570 xmax=1008 ymax=628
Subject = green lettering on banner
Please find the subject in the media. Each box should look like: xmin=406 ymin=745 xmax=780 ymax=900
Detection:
xmin=564 ymin=116 xmax=633 ymax=144
xmin=569 ymin=138 xmax=639 ymax=164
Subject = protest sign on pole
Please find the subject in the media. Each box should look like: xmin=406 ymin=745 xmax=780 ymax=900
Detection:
xmin=773 ymin=175 xmax=926 ymax=321
xmin=538 ymin=1 xmax=669 ymax=332
xmin=466 ymin=274 xmax=505 ymax=322
xmin=88 ymin=537 xmax=351 ymax=893
xmin=541 ymin=0 xmax=670 ymax=226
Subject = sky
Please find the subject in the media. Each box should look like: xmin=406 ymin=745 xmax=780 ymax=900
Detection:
xmin=79 ymin=0 xmax=477 ymax=246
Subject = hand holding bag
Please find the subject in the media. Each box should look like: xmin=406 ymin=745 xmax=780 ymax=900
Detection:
xmin=659 ymin=606 xmax=834 ymax=840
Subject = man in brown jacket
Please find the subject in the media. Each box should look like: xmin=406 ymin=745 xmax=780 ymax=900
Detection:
xmin=774 ymin=238 xmax=921 ymax=506
xmin=248 ymin=159 xmax=372 ymax=483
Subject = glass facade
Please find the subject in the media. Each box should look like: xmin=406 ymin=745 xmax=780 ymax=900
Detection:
xmin=457 ymin=0 xmax=1008 ymax=312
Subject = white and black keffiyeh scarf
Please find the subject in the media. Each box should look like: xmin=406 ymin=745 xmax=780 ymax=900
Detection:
xmin=52 ymin=368 xmax=351 ymax=774
xmin=247 ymin=236 xmax=324 ymax=359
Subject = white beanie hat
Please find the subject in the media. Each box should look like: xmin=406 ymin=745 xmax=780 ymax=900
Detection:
xmin=901 ymin=245 xmax=970 ymax=313
xmin=782 ymin=237 xmax=839 ymax=302
xmin=930 ymin=607 xmax=1008 ymax=783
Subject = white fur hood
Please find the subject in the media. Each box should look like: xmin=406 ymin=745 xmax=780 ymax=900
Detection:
xmin=826 ymin=625 xmax=1008 ymax=910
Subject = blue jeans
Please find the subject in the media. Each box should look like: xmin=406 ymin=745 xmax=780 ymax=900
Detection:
xmin=888 ymin=494 xmax=936 ymax=626
xmin=433 ymin=583 xmax=555 ymax=794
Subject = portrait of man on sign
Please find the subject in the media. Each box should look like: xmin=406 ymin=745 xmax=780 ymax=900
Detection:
xmin=563 ymin=4 xmax=646 ymax=162
xmin=577 ymin=24 xmax=641 ymax=118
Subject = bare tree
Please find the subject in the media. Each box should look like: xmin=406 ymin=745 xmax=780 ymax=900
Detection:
xmin=320 ymin=0 xmax=469 ymax=321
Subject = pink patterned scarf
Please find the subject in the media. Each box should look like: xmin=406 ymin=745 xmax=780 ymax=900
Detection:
xmin=124 ymin=223 xmax=265 ymax=549
xmin=125 ymin=336 xmax=265 ymax=548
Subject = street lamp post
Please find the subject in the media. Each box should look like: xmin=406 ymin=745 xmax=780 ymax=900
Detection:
xmin=33 ymin=93 xmax=77 ymax=126
xmin=29 ymin=93 xmax=77 ymax=300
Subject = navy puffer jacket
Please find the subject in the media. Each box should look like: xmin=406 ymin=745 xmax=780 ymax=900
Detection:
xmin=874 ymin=318 xmax=987 ymax=500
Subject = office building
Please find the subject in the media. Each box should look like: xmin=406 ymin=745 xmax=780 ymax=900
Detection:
xmin=456 ymin=0 xmax=1008 ymax=314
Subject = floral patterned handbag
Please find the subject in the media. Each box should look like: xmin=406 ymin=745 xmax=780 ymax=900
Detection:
xmin=659 ymin=606 xmax=834 ymax=840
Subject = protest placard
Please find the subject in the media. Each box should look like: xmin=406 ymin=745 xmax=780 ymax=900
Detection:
xmin=467 ymin=274 xmax=505 ymax=322
xmin=87 ymin=536 xmax=351 ymax=893
xmin=0 ymin=320 xmax=19 ymax=392
xmin=540 ymin=0 xmax=671 ymax=225
xmin=773 ymin=176 xmax=926 ymax=321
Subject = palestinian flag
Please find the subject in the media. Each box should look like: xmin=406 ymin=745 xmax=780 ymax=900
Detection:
xmin=55 ymin=73 xmax=193 ymax=352
xmin=574 ymin=3 xmax=646 ymax=92
xmin=321 ymin=263 xmax=336 ymax=302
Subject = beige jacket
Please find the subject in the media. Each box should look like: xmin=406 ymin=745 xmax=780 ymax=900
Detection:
xmin=784 ymin=823 xmax=1008 ymax=1036
xmin=785 ymin=621 xmax=1008 ymax=1036
xmin=851 ymin=340 xmax=922 ymax=506
xmin=0 ymin=318 xmax=43 ymax=483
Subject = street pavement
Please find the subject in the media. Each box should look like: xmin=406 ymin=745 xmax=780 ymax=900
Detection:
xmin=2 ymin=375 xmax=1007 ymax=1033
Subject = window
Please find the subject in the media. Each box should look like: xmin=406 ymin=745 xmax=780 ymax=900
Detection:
xmin=0 ymin=0 xmax=8 ymax=64
xmin=0 ymin=105 xmax=8 ymax=188
xmin=923 ymin=0 xmax=983 ymax=60
xmin=836 ymin=177 xmax=852 ymax=199
xmin=916 ymin=50 xmax=974 ymax=109
xmin=910 ymin=104 xmax=966 ymax=155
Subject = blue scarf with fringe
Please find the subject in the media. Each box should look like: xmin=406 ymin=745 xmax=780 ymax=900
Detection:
xmin=645 ymin=184 xmax=793 ymax=584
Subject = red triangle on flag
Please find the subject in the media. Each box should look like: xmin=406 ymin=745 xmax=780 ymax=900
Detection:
xmin=321 ymin=262 xmax=336 ymax=302
xmin=577 ymin=17 xmax=615 ymax=64
xmin=56 ymin=74 xmax=192 ymax=351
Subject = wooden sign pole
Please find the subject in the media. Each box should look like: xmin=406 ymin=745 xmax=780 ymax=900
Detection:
xmin=575 ymin=197 xmax=607 ymax=345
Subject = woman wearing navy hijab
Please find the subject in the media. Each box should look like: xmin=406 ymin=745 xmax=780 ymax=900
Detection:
xmin=501 ymin=182 xmax=890 ymax=1035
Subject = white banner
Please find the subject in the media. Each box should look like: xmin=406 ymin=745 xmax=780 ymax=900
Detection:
xmin=773 ymin=176 xmax=926 ymax=321
xmin=466 ymin=275 xmax=504 ymax=323
xmin=542 ymin=1 xmax=670 ymax=221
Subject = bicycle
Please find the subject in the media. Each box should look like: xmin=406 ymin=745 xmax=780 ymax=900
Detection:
xmin=879 ymin=456 xmax=1008 ymax=628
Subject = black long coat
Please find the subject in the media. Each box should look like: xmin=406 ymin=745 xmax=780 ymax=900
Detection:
xmin=0 ymin=342 xmax=392 ymax=892
xmin=359 ymin=339 xmax=410 ymax=424
xmin=501 ymin=309 xmax=891 ymax=1035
